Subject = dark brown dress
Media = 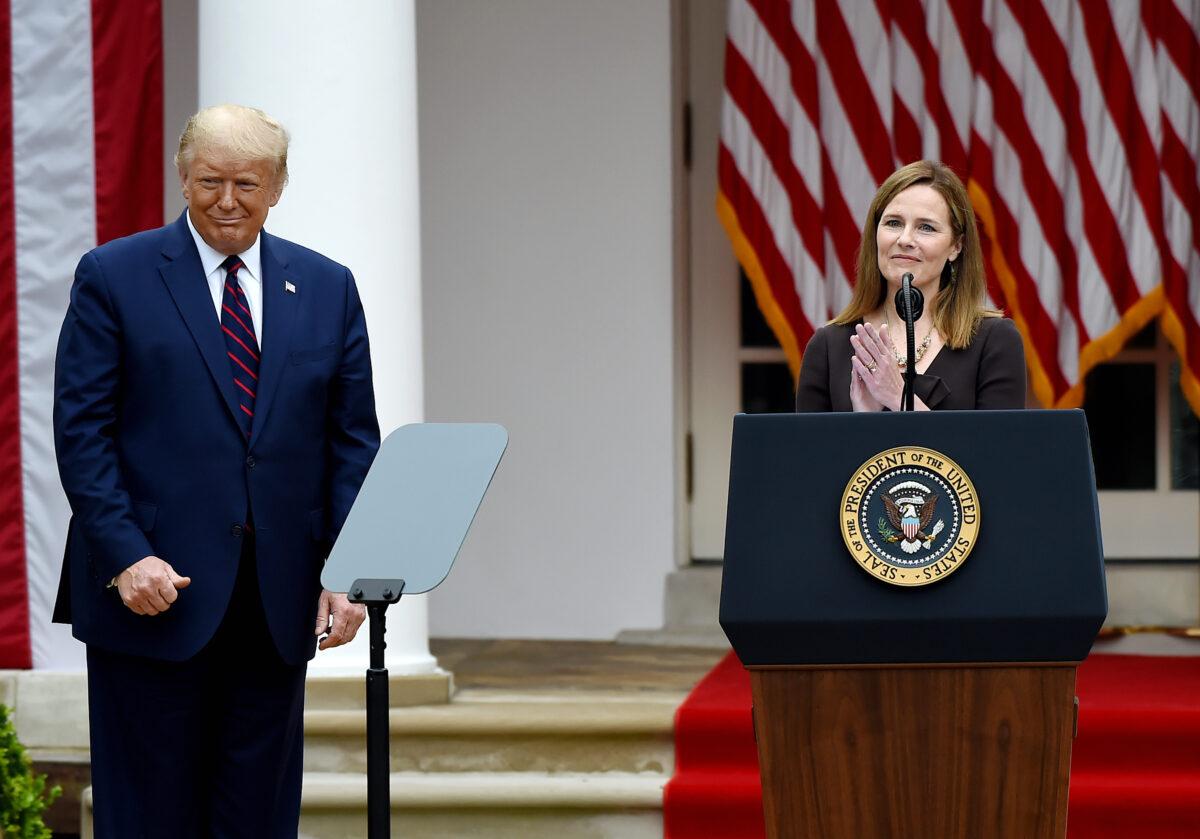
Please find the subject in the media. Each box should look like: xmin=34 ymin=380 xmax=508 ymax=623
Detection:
xmin=795 ymin=316 xmax=1027 ymax=412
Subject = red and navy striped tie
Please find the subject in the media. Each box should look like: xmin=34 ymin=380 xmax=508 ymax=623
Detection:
xmin=220 ymin=255 xmax=258 ymax=437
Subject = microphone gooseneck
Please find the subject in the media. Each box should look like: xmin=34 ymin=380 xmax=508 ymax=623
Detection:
xmin=895 ymin=274 xmax=923 ymax=411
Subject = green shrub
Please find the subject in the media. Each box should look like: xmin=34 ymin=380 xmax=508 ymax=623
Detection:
xmin=0 ymin=704 xmax=60 ymax=839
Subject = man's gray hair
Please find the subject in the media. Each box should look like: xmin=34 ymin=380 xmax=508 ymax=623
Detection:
xmin=175 ymin=104 xmax=290 ymax=187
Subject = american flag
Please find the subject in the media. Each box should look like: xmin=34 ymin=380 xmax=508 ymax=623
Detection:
xmin=719 ymin=0 xmax=1200 ymax=416
xmin=0 ymin=0 xmax=162 ymax=668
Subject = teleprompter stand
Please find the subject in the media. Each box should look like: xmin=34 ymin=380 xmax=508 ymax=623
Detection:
xmin=323 ymin=423 xmax=508 ymax=839
xmin=348 ymin=578 xmax=405 ymax=838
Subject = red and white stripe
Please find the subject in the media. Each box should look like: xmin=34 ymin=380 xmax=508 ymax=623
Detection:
xmin=0 ymin=0 xmax=162 ymax=669
xmin=719 ymin=0 xmax=1200 ymax=416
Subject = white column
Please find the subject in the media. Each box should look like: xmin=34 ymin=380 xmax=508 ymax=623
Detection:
xmin=198 ymin=0 xmax=434 ymax=673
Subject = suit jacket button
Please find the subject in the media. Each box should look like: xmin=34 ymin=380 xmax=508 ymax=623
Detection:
xmin=246 ymin=455 xmax=256 ymax=468
xmin=231 ymin=524 xmax=244 ymax=537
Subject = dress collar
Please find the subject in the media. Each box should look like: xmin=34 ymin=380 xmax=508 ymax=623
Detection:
xmin=185 ymin=210 xmax=262 ymax=281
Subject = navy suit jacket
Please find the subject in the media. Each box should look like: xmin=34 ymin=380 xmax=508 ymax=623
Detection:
xmin=53 ymin=212 xmax=380 ymax=665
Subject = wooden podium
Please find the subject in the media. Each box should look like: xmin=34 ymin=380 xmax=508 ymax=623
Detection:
xmin=720 ymin=411 xmax=1107 ymax=839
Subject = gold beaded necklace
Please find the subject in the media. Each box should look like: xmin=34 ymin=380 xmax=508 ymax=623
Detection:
xmin=883 ymin=311 xmax=933 ymax=368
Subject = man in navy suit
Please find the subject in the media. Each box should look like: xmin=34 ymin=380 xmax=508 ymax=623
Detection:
xmin=53 ymin=104 xmax=380 ymax=838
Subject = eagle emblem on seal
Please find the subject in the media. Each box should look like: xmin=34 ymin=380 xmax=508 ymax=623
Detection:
xmin=881 ymin=481 xmax=945 ymax=555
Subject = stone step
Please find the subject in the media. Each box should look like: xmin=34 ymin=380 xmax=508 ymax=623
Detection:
xmin=0 ymin=670 xmax=451 ymax=755
xmin=82 ymin=772 xmax=666 ymax=839
xmin=615 ymin=566 xmax=731 ymax=648
xmin=615 ymin=626 xmax=730 ymax=648
xmin=302 ymin=691 xmax=679 ymax=774
xmin=3 ymin=669 xmax=450 ymax=836
xmin=305 ymin=671 xmax=451 ymax=709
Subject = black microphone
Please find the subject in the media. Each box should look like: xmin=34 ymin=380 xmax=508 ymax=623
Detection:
xmin=894 ymin=275 xmax=924 ymax=322
xmin=895 ymin=274 xmax=924 ymax=411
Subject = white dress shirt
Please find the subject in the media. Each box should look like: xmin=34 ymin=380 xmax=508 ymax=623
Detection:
xmin=185 ymin=211 xmax=264 ymax=346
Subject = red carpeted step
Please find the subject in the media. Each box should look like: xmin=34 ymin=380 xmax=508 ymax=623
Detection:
xmin=665 ymin=652 xmax=1200 ymax=839
xmin=663 ymin=771 xmax=764 ymax=839
xmin=1073 ymin=654 xmax=1200 ymax=778
xmin=672 ymin=651 xmax=759 ymax=773
xmin=1068 ymin=771 xmax=1200 ymax=838
xmin=665 ymin=653 xmax=764 ymax=839
xmin=1074 ymin=705 xmax=1200 ymax=771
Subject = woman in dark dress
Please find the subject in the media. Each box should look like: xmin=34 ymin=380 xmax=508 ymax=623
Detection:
xmin=796 ymin=160 xmax=1026 ymax=412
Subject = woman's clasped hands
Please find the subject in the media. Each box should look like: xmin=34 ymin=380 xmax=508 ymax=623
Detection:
xmin=849 ymin=322 xmax=905 ymax=412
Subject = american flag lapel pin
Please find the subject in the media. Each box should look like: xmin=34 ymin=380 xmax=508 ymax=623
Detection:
xmin=285 ymin=281 xmax=296 ymax=294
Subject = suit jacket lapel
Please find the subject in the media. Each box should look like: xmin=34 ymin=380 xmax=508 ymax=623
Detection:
xmin=158 ymin=214 xmax=243 ymax=429
xmin=249 ymin=231 xmax=298 ymax=448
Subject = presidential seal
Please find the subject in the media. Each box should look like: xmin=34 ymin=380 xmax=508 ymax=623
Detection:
xmin=839 ymin=446 xmax=980 ymax=587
